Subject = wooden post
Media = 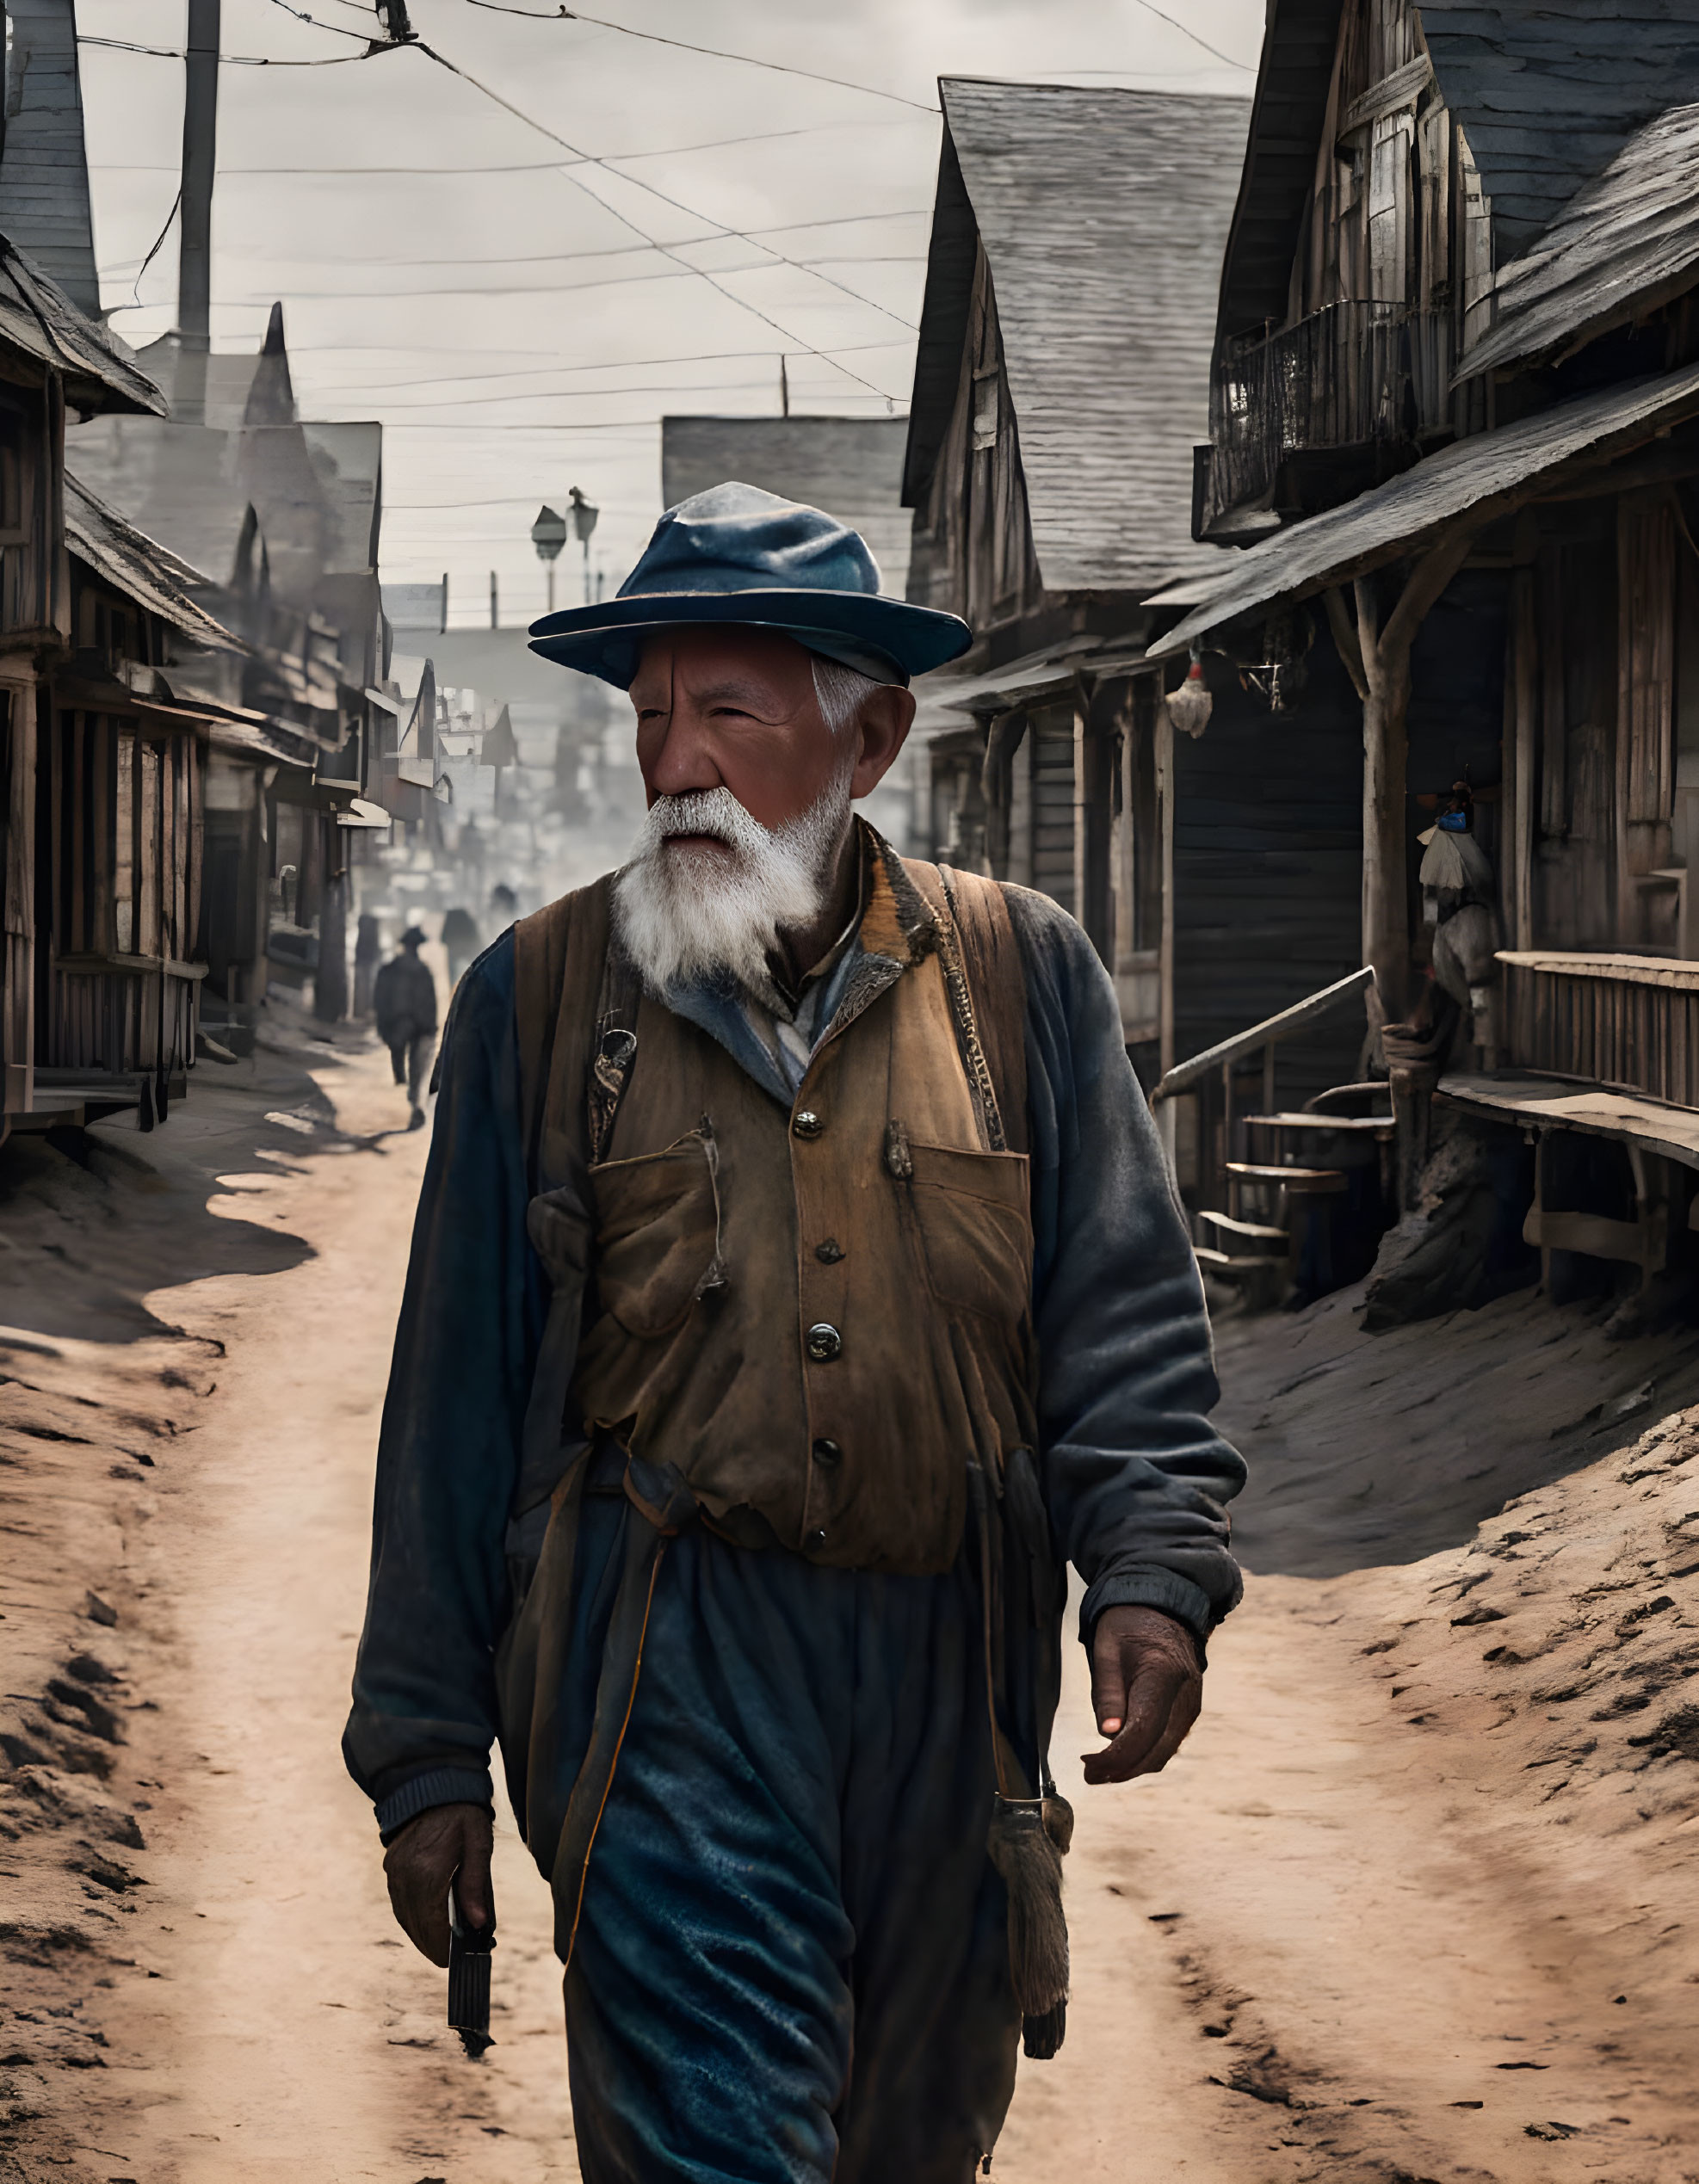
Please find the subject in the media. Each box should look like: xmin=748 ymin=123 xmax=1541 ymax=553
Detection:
xmin=1511 ymin=565 xmax=1537 ymax=948
xmin=1357 ymin=572 xmax=1413 ymax=1023
xmin=1325 ymin=528 xmax=1480 ymax=1033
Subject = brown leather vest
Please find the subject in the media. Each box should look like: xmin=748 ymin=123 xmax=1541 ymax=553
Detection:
xmin=533 ymin=837 xmax=1036 ymax=1578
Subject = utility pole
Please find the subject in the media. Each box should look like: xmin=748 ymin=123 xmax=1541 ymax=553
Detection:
xmin=177 ymin=0 xmax=221 ymax=424
xmin=780 ymin=355 xmax=790 ymax=418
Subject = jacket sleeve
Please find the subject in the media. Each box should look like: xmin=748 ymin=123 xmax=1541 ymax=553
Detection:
xmin=342 ymin=932 xmax=545 ymax=1835
xmin=1006 ymin=885 xmax=1246 ymax=1646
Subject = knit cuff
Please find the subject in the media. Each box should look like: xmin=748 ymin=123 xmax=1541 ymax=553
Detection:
xmin=1078 ymin=1564 xmax=1214 ymax=1651
xmin=374 ymin=1765 xmax=494 ymax=1844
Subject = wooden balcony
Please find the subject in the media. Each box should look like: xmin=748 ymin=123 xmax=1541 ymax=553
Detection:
xmin=1202 ymin=300 xmax=1454 ymax=534
xmin=1498 ymin=952 xmax=1699 ymax=1109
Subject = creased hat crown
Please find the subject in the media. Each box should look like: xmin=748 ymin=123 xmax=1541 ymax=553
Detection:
xmin=620 ymin=482 xmax=882 ymax=601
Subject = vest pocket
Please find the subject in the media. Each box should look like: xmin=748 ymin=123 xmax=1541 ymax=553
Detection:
xmin=587 ymin=1130 xmax=723 ymax=1340
xmin=905 ymin=1141 xmax=1032 ymax=1323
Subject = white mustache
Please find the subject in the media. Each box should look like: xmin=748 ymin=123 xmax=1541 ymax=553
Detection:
xmin=615 ymin=773 xmax=853 ymax=999
xmin=642 ymin=787 xmax=774 ymax=860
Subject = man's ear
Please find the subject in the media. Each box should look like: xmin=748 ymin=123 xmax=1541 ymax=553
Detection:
xmin=850 ymin=685 xmax=917 ymax=799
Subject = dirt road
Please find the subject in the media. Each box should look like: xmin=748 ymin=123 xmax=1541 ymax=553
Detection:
xmin=3 ymin=1016 xmax=1696 ymax=2182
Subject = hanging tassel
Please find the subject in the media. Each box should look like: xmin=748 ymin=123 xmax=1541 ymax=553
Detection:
xmin=986 ymin=1790 xmax=1074 ymax=2058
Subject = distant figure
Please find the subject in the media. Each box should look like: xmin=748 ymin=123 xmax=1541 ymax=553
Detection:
xmin=353 ymin=913 xmax=381 ymax=1019
xmin=441 ymin=905 xmax=482 ymax=989
xmin=372 ymin=928 xmax=438 ymax=1130
xmin=488 ymin=881 xmax=517 ymax=931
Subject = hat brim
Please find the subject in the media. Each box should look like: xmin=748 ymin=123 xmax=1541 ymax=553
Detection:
xmin=527 ymin=588 xmax=971 ymax=689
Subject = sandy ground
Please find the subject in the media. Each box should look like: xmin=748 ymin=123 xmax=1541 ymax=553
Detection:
xmin=2 ymin=1009 xmax=1696 ymax=2183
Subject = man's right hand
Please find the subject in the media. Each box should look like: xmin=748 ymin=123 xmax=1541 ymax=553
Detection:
xmin=382 ymin=1802 xmax=494 ymax=1966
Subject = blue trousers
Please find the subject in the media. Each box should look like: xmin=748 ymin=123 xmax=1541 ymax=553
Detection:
xmin=555 ymin=1495 xmax=1024 ymax=2183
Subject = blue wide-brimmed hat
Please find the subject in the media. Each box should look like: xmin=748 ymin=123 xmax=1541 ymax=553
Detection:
xmin=528 ymin=481 xmax=971 ymax=689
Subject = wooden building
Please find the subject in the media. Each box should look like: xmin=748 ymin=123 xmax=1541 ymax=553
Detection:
xmin=902 ymin=77 xmax=1373 ymax=1169
xmin=1152 ymin=0 xmax=1699 ymax=1308
xmin=67 ymin=305 xmax=391 ymax=1036
xmin=33 ymin=474 xmax=252 ymax=1126
xmin=0 ymin=237 xmax=176 ymax=1126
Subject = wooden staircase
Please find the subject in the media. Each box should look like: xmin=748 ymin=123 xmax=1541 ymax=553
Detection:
xmin=1149 ymin=968 xmax=1394 ymax=1308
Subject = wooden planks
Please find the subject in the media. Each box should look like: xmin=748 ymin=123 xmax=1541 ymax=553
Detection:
xmin=1499 ymin=957 xmax=1699 ymax=1108
xmin=1441 ymin=1068 xmax=1699 ymax=1172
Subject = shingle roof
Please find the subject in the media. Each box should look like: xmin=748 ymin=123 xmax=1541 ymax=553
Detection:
xmin=907 ymin=78 xmax=1251 ymax=597
xmin=64 ymin=471 xmax=241 ymax=651
xmin=0 ymin=238 xmax=164 ymax=416
xmin=1461 ymin=98 xmax=1699 ymax=378
xmin=1419 ymin=0 xmax=1699 ymax=255
xmin=1148 ymin=360 xmax=1699 ymax=653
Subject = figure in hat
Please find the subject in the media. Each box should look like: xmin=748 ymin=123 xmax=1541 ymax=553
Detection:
xmin=371 ymin=925 xmax=438 ymax=1130
xmin=346 ymin=484 xmax=1245 ymax=2176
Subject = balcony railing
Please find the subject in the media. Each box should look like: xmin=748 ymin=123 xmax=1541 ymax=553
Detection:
xmin=1499 ymin=952 xmax=1699 ymax=1109
xmin=1202 ymin=300 xmax=1455 ymax=534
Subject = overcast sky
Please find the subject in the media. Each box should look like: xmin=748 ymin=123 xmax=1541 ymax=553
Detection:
xmin=80 ymin=0 xmax=1263 ymax=623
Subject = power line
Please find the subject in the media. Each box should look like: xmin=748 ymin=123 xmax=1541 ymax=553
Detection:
xmin=405 ymin=39 xmax=919 ymax=351
xmin=1125 ymin=0 xmax=1253 ymax=69
xmin=77 ymin=31 xmax=376 ymax=65
xmin=451 ymin=0 xmax=939 ymax=114
xmin=128 ymin=186 xmax=182 ymax=309
xmin=90 ymin=122 xmax=923 ymax=178
xmin=85 ymin=16 xmax=928 ymax=390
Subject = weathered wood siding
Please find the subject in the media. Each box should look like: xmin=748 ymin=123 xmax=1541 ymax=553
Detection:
xmin=907 ymin=244 xmax=1041 ymax=635
xmin=1291 ymin=0 xmax=1494 ymax=349
xmin=1171 ymin=634 xmax=1366 ymax=1109
xmin=1208 ymin=0 xmax=1496 ymax=527
xmin=34 ymin=709 xmax=202 ymax=1077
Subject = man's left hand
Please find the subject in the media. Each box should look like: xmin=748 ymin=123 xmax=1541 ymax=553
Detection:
xmin=1082 ymin=1604 xmax=1203 ymax=1786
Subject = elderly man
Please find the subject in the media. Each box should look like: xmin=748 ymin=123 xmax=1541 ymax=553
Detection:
xmin=345 ymin=484 xmax=1245 ymax=2181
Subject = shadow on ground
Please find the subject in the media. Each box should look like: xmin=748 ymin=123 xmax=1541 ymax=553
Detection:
xmin=1212 ymin=1278 xmax=1699 ymax=1578
xmin=0 ymin=1014 xmax=404 ymax=1343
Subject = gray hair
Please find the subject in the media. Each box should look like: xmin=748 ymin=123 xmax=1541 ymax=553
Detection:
xmin=810 ymin=654 xmax=880 ymax=736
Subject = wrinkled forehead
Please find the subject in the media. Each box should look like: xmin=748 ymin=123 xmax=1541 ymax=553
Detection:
xmin=629 ymin=624 xmax=817 ymax=708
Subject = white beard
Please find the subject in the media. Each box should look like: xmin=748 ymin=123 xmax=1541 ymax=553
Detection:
xmin=613 ymin=771 xmax=853 ymax=1001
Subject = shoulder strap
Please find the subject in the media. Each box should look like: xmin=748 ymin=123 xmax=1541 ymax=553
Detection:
xmin=904 ymin=859 xmax=1029 ymax=1158
xmin=513 ymin=876 xmax=615 ymax=1197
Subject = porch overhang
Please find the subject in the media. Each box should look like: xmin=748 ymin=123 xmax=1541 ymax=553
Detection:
xmin=1147 ymin=360 xmax=1699 ymax=658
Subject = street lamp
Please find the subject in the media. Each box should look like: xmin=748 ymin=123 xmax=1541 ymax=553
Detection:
xmin=530 ymin=503 xmax=568 ymax=614
xmin=568 ymin=485 xmax=599 ymax=605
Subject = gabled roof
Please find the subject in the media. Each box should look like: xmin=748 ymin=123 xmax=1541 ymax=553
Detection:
xmin=663 ymin=415 xmax=911 ymax=595
xmin=1149 ymin=359 xmax=1699 ymax=652
xmin=64 ymin=471 xmax=242 ymax=651
xmin=0 ymin=0 xmax=101 ymax=318
xmin=905 ymin=78 xmax=1251 ymax=596
xmin=1214 ymin=0 xmax=1699 ymax=346
xmin=1461 ymin=98 xmax=1699 ymax=378
xmin=0 ymin=238 xmax=164 ymax=416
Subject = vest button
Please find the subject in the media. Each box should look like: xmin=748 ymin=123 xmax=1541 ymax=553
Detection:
xmin=815 ymin=1239 xmax=843 ymax=1264
xmin=793 ymin=1109 xmax=825 ymax=1138
xmin=805 ymin=1322 xmax=842 ymax=1362
xmin=805 ymin=1527 xmax=829 ymax=1552
xmin=812 ymin=1436 xmax=841 ymax=1466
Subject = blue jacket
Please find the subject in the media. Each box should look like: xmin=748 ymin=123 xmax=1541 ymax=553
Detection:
xmin=343 ymin=884 xmax=1246 ymax=1835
